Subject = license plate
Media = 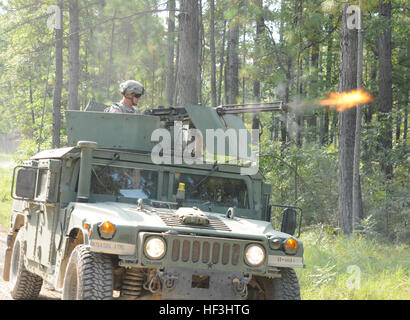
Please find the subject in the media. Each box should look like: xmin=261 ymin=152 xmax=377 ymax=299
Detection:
xmin=268 ymin=255 xmax=303 ymax=268
xmin=90 ymin=240 xmax=136 ymax=255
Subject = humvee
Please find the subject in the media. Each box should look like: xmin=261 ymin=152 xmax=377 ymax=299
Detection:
xmin=3 ymin=103 xmax=304 ymax=300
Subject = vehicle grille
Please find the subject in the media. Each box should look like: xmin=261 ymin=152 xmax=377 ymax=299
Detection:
xmin=170 ymin=238 xmax=241 ymax=266
xmin=156 ymin=212 xmax=231 ymax=232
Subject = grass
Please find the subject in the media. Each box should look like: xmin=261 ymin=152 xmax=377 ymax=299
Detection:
xmin=0 ymin=153 xmax=13 ymax=227
xmin=0 ymin=152 xmax=408 ymax=299
xmin=296 ymin=225 xmax=410 ymax=300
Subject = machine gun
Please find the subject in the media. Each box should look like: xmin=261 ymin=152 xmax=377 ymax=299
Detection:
xmin=144 ymin=101 xmax=289 ymax=123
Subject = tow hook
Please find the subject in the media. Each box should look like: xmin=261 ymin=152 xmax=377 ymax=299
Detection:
xmin=143 ymin=270 xmax=161 ymax=293
xmin=232 ymin=274 xmax=252 ymax=298
xmin=157 ymin=269 xmax=179 ymax=291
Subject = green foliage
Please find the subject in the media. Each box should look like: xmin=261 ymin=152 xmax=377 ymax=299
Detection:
xmin=260 ymin=138 xmax=339 ymax=227
xmin=0 ymin=153 xmax=13 ymax=227
xmin=361 ymin=165 xmax=410 ymax=243
xmin=0 ymin=0 xmax=167 ymax=146
xmin=259 ymin=127 xmax=409 ymax=243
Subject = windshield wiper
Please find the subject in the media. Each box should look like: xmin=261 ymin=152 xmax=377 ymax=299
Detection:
xmin=189 ymin=162 xmax=219 ymax=196
xmin=97 ymin=153 xmax=120 ymax=174
xmin=92 ymin=153 xmax=120 ymax=194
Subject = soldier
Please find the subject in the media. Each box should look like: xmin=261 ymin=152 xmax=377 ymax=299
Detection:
xmin=105 ymin=80 xmax=145 ymax=114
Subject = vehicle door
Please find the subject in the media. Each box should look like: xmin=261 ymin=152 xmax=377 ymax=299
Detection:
xmin=12 ymin=159 xmax=61 ymax=267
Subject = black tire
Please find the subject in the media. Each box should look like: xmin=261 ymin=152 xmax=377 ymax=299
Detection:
xmin=248 ymin=268 xmax=301 ymax=300
xmin=62 ymin=245 xmax=113 ymax=300
xmin=9 ymin=230 xmax=43 ymax=300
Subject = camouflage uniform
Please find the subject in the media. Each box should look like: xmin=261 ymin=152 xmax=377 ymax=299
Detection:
xmin=104 ymin=101 xmax=141 ymax=114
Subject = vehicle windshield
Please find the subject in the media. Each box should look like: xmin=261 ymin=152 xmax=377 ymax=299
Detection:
xmin=174 ymin=173 xmax=249 ymax=209
xmin=89 ymin=165 xmax=249 ymax=209
xmin=90 ymin=165 xmax=158 ymax=199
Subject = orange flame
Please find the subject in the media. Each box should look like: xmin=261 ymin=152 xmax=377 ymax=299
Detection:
xmin=318 ymin=89 xmax=373 ymax=112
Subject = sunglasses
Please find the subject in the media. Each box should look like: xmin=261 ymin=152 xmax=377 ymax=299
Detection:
xmin=133 ymin=87 xmax=145 ymax=99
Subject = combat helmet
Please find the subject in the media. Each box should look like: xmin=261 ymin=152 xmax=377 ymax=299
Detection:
xmin=120 ymin=80 xmax=145 ymax=97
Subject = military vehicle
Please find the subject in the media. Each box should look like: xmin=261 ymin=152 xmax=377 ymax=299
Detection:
xmin=3 ymin=102 xmax=304 ymax=300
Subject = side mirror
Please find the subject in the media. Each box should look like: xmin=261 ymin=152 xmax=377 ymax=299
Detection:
xmin=14 ymin=168 xmax=37 ymax=199
xmin=280 ymin=208 xmax=297 ymax=236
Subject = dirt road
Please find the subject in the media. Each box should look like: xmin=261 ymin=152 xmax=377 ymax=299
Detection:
xmin=0 ymin=226 xmax=61 ymax=300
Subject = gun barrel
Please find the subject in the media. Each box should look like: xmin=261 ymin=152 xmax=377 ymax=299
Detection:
xmin=214 ymin=102 xmax=288 ymax=115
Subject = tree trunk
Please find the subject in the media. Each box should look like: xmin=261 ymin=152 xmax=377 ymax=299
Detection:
xmin=378 ymin=0 xmax=393 ymax=179
xmin=242 ymin=26 xmax=246 ymax=105
xmin=330 ymin=110 xmax=338 ymax=146
xmin=352 ymin=3 xmax=364 ymax=230
xmin=404 ymin=47 xmax=409 ymax=142
xmin=227 ymin=23 xmax=239 ymax=104
xmin=404 ymin=98 xmax=408 ymax=142
xmin=166 ymin=0 xmax=176 ymax=107
xmin=364 ymin=60 xmax=377 ymax=123
xmin=177 ymin=0 xmax=200 ymax=105
xmin=224 ymin=28 xmax=230 ymax=104
xmin=29 ymin=78 xmax=35 ymax=126
xmin=209 ymin=0 xmax=217 ymax=108
xmin=308 ymin=43 xmax=319 ymax=143
xmin=395 ymin=111 xmax=401 ymax=142
xmin=52 ymin=0 xmax=63 ymax=148
xmin=174 ymin=28 xmax=180 ymax=105
xmin=296 ymin=55 xmax=303 ymax=147
xmin=68 ymin=0 xmax=80 ymax=110
xmin=106 ymin=10 xmax=116 ymax=100
xmin=252 ymin=0 xmax=264 ymax=130
xmin=322 ymin=107 xmax=330 ymax=145
xmin=152 ymin=54 xmax=156 ymax=106
xmin=218 ymin=21 xmax=227 ymax=106
xmin=321 ymin=17 xmax=333 ymax=145
xmin=198 ymin=0 xmax=204 ymax=106
xmin=295 ymin=0 xmax=303 ymax=148
xmin=338 ymin=4 xmax=358 ymax=236
xmin=281 ymin=58 xmax=292 ymax=144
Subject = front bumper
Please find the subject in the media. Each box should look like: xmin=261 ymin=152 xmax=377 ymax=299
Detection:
xmin=159 ymin=267 xmax=251 ymax=300
xmin=88 ymin=231 xmax=304 ymax=274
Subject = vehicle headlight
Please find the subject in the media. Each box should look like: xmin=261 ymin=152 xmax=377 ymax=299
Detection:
xmin=144 ymin=237 xmax=166 ymax=260
xmin=244 ymin=244 xmax=265 ymax=267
